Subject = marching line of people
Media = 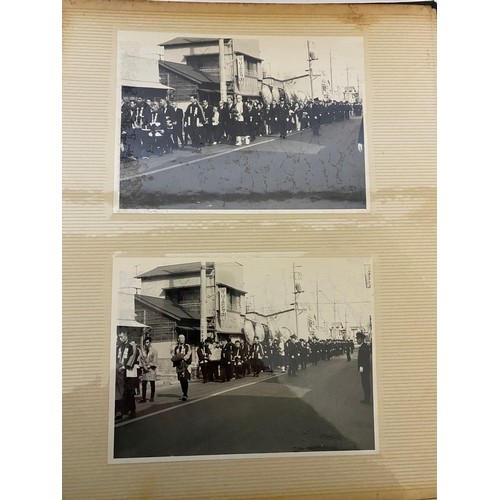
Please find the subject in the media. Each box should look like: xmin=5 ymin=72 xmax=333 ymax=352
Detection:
xmin=115 ymin=330 xmax=371 ymax=423
xmin=196 ymin=334 xmax=356 ymax=381
xmin=121 ymin=92 xmax=363 ymax=160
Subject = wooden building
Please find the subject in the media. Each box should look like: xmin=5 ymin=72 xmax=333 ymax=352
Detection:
xmin=158 ymin=37 xmax=264 ymax=105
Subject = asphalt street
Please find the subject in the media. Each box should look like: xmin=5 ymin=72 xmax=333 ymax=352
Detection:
xmin=113 ymin=352 xmax=375 ymax=459
xmin=119 ymin=116 xmax=366 ymax=210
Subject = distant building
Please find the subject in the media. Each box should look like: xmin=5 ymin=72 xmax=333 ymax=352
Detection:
xmin=158 ymin=37 xmax=264 ymax=104
xmin=120 ymin=53 xmax=174 ymax=101
xmin=134 ymin=262 xmax=247 ymax=374
xmin=343 ymin=85 xmax=360 ymax=103
xmin=330 ymin=321 xmax=346 ymax=340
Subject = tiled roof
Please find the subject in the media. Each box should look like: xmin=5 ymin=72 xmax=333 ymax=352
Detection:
xmin=135 ymin=294 xmax=200 ymax=320
xmin=159 ymin=37 xmax=223 ymax=47
xmin=159 ymin=60 xmax=219 ymax=84
xmin=137 ymin=262 xmax=202 ymax=279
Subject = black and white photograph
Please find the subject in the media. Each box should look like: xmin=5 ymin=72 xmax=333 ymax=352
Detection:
xmin=110 ymin=257 xmax=376 ymax=461
xmin=117 ymin=33 xmax=367 ymax=211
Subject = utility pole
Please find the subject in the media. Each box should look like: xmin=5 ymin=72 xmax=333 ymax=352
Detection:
xmin=219 ymin=38 xmax=227 ymax=101
xmin=292 ymin=262 xmax=303 ymax=338
xmin=200 ymin=263 xmax=207 ymax=341
xmin=230 ymin=38 xmax=236 ymax=96
xmin=307 ymin=41 xmax=316 ymax=99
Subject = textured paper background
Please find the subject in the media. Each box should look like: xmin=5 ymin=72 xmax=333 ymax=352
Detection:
xmin=62 ymin=1 xmax=436 ymax=498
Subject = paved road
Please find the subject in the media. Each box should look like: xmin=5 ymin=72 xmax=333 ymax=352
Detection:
xmin=113 ymin=353 xmax=375 ymax=459
xmin=119 ymin=117 xmax=366 ymax=210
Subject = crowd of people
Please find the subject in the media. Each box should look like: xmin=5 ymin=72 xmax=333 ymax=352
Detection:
xmin=195 ymin=335 xmax=356 ymax=382
xmin=120 ymin=92 xmax=363 ymax=160
xmin=115 ymin=329 xmax=370 ymax=423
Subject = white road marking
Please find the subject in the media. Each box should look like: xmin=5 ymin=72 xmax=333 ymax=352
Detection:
xmin=120 ymin=130 xmax=305 ymax=181
xmin=115 ymin=372 xmax=284 ymax=428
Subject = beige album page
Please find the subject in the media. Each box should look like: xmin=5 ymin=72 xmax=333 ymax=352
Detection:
xmin=63 ymin=1 xmax=436 ymax=499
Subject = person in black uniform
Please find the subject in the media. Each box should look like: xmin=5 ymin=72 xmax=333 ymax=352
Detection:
xmin=115 ymin=330 xmax=140 ymax=421
xmin=285 ymin=335 xmax=299 ymax=376
xmin=232 ymin=339 xmax=245 ymax=379
xmin=200 ymin=99 xmax=214 ymax=146
xmin=170 ymin=101 xmax=185 ymax=149
xmin=184 ymin=94 xmax=205 ymax=153
xmin=219 ymin=337 xmax=234 ymax=382
xmin=246 ymin=100 xmax=259 ymax=142
xmin=249 ymin=336 xmax=264 ymax=376
xmin=197 ymin=339 xmax=212 ymax=383
xmin=356 ymin=331 xmax=372 ymax=404
xmin=310 ymin=98 xmax=322 ymax=137
xmin=276 ymin=97 xmax=290 ymax=139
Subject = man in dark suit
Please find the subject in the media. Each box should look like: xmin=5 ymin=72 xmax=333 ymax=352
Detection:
xmin=356 ymin=331 xmax=372 ymax=404
xmin=200 ymin=99 xmax=214 ymax=146
xmin=170 ymin=101 xmax=184 ymax=149
xmin=115 ymin=330 xmax=140 ymax=421
xmin=310 ymin=98 xmax=322 ymax=137
xmin=184 ymin=94 xmax=205 ymax=153
xmin=249 ymin=336 xmax=264 ymax=376
xmin=285 ymin=334 xmax=299 ymax=376
xmin=219 ymin=337 xmax=234 ymax=382
xmin=197 ymin=339 xmax=212 ymax=383
xmin=276 ymin=97 xmax=290 ymax=139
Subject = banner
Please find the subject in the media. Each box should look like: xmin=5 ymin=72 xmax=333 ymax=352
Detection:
xmin=364 ymin=264 xmax=372 ymax=288
xmin=219 ymin=287 xmax=227 ymax=317
xmin=236 ymin=55 xmax=245 ymax=84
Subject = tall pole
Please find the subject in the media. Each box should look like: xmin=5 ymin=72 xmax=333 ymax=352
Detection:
xmin=219 ymin=38 xmax=227 ymax=101
xmin=200 ymin=263 xmax=207 ymax=341
xmin=230 ymin=38 xmax=236 ymax=96
xmin=292 ymin=262 xmax=302 ymax=338
xmin=307 ymin=41 xmax=314 ymax=99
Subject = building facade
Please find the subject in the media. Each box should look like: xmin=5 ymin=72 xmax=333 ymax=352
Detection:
xmin=158 ymin=37 xmax=264 ymax=104
xmin=133 ymin=262 xmax=247 ymax=375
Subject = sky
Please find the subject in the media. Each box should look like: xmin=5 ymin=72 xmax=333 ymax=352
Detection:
xmin=117 ymin=257 xmax=373 ymax=330
xmin=118 ymin=31 xmax=365 ymax=97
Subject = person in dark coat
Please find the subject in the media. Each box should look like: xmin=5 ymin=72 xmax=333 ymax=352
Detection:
xmin=246 ymin=100 xmax=259 ymax=142
xmin=115 ymin=330 xmax=140 ymax=421
xmin=276 ymin=97 xmax=290 ymax=139
xmin=171 ymin=101 xmax=185 ymax=149
xmin=171 ymin=334 xmax=192 ymax=401
xmin=285 ymin=335 xmax=299 ymax=376
xmin=249 ymin=336 xmax=264 ymax=376
xmin=197 ymin=339 xmax=212 ymax=383
xmin=217 ymin=100 xmax=230 ymax=143
xmin=232 ymin=339 xmax=245 ymax=379
xmin=200 ymin=99 xmax=214 ymax=146
xmin=310 ymin=98 xmax=322 ymax=137
xmin=184 ymin=94 xmax=205 ymax=153
xmin=219 ymin=337 xmax=234 ymax=382
xmin=356 ymin=331 xmax=372 ymax=404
